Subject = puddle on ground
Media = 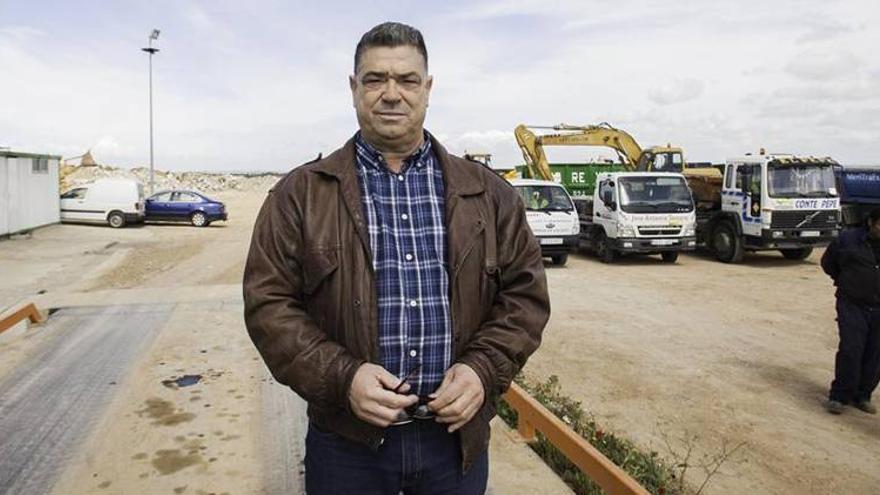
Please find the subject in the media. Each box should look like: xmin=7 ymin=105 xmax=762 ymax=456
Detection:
xmin=136 ymin=398 xmax=197 ymax=426
xmin=162 ymin=375 xmax=203 ymax=389
xmin=152 ymin=449 xmax=203 ymax=475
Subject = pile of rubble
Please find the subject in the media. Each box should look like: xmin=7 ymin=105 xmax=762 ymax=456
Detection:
xmin=61 ymin=163 xmax=283 ymax=194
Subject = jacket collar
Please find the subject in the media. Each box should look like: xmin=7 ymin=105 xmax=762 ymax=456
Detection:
xmin=354 ymin=131 xmax=433 ymax=173
xmin=312 ymin=132 xmax=485 ymax=197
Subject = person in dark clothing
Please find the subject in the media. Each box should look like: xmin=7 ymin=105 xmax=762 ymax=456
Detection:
xmin=821 ymin=207 xmax=880 ymax=415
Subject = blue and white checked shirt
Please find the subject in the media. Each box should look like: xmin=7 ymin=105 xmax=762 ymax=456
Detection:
xmin=354 ymin=132 xmax=452 ymax=397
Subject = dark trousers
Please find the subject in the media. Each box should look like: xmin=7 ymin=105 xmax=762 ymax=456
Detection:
xmin=829 ymin=297 xmax=880 ymax=403
xmin=304 ymin=420 xmax=488 ymax=495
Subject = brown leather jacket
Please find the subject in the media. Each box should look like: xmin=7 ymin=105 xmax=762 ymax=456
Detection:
xmin=243 ymin=135 xmax=550 ymax=470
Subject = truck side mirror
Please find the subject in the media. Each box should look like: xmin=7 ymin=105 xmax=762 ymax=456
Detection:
xmin=601 ymin=190 xmax=613 ymax=205
xmin=609 ymin=201 xmax=617 ymax=211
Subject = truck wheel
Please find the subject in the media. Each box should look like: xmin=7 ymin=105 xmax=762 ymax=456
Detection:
xmin=780 ymin=247 xmax=813 ymax=260
xmin=190 ymin=211 xmax=208 ymax=227
xmin=712 ymin=222 xmax=744 ymax=263
xmin=551 ymin=254 xmax=568 ymax=266
xmin=661 ymin=251 xmax=679 ymax=263
xmin=107 ymin=211 xmax=126 ymax=229
xmin=594 ymin=231 xmax=615 ymax=263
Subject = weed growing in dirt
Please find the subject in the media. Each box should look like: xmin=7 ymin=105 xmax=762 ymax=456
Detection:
xmin=656 ymin=423 xmax=747 ymax=495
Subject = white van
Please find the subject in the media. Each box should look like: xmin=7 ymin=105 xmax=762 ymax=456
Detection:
xmin=60 ymin=178 xmax=145 ymax=228
xmin=510 ymin=179 xmax=580 ymax=266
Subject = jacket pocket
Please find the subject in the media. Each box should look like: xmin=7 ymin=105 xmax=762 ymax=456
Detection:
xmin=302 ymin=248 xmax=339 ymax=296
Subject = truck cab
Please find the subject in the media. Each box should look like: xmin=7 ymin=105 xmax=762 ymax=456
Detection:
xmin=700 ymin=155 xmax=840 ymax=262
xmin=510 ymin=179 xmax=580 ymax=266
xmin=580 ymin=172 xmax=697 ymax=263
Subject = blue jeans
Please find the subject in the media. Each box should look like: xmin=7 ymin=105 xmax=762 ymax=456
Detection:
xmin=304 ymin=420 xmax=489 ymax=495
xmin=830 ymin=298 xmax=880 ymax=403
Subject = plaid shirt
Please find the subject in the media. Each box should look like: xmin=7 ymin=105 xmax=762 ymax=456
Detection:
xmin=354 ymin=132 xmax=452 ymax=396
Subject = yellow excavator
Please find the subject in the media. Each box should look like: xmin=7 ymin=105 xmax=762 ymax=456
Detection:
xmin=513 ymin=123 xmax=689 ymax=179
xmin=513 ymin=123 xmax=721 ymax=204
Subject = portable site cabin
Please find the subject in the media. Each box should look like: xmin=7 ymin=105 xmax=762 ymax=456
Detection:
xmin=0 ymin=150 xmax=62 ymax=236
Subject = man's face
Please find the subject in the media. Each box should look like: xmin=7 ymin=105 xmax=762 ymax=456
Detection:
xmin=350 ymin=45 xmax=432 ymax=150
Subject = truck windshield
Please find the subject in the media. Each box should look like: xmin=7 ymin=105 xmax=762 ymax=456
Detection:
xmin=618 ymin=176 xmax=693 ymax=213
xmin=768 ymin=165 xmax=837 ymax=198
xmin=516 ymin=185 xmax=574 ymax=211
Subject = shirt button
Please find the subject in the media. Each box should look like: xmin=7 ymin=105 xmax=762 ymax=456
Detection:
xmin=409 ymin=300 xmax=418 ymax=308
xmin=401 ymin=213 xmax=409 ymax=220
xmin=398 ymin=175 xmax=404 ymax=181
xmin=409 ymin=349 xmax=418 ymax=357
xmin=405 ymin=253 xmax=413 ymax=261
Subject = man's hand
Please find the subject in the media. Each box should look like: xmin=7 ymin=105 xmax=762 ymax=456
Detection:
xmin=348 ymin=363 xmax=418 ymax=427
xmin=428 ymin=363 xmax=486 ymax=432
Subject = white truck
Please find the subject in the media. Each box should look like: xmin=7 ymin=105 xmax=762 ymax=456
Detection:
xmin=510 ymin=179 xmax=580 ymax=266
xmin=688 ymin=153 xmax=840 ymax=262
xmin=577 ymin=172 xmax=697 ymax=263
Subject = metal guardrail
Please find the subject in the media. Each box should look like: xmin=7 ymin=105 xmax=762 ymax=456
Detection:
xmin=502 ymin=382 xmax=650 ymax=495
xmin=0 ymin=303 xmax=45 ymax=334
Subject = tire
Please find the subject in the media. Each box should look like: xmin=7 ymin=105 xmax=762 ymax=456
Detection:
xmin=191 ymin=211 xmax=208 ymax=227
xmin=711 ymin=222 xmax=744 ymax=263
xmin=594 ymin=231 xmax=615 ymax=263
xmin=107 ymin=211 xmax=126 ymax=229
xmin=780 ymin=247 xmax=813 ymax=260
xmin=551 ymin=254 xmax=568 ymax=266
xmin=661 ymin=251 xmax=679 ymax=263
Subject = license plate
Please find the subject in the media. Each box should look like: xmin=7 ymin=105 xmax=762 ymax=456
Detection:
xmin=801 ymin=231 xmax=820 ymax=238
xmin=540 ymin=237 xmax=563 ymax=245
xmin=651 ymin=239 xmax=676 ymax=246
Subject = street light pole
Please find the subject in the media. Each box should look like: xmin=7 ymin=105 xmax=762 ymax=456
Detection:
xmin=141 ymin=29 xmax=160 ymax=195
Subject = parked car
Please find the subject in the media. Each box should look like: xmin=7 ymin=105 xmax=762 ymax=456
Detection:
xmin=60 ymin=178 xmax=145 ymax=228
xmin=144 ymin=190 xmax=227 ymax=227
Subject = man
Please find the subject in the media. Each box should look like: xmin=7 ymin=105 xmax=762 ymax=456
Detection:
xmin=243 ymin=22 xmax=550 ymax=494
xmin=821 ymin=207 xmax=880 ymax=415
xmin=528 ymin=190 xmax=549 ymax=210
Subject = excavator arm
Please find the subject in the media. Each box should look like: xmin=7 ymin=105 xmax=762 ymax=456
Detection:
xmin=515 ymin=123 xmax=646 ymax=181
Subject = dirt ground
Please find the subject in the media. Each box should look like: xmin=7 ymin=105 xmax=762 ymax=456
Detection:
xmin=529 ymin=249 xmax=879 ymax=494
xmin=2 ymin=188 xmax=877 ymax=494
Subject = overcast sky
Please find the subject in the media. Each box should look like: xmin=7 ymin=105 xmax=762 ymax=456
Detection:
xmin=2 ymin=0 xmax=879 ymax=171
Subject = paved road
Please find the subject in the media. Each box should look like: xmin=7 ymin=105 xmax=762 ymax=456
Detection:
xmin=261 ymin=374 xmax=308 ymax=493
xmin=0 ymin=304 xmax=172 ymax=495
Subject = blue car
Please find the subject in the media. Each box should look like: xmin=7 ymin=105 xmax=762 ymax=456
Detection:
xmin=144 ymin=190 xmax=228 ymax=227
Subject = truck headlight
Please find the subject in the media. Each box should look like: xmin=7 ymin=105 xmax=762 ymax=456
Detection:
xmin=683 ymin=225 xmax=696 ymax=237
xmin=618 ymin=224 xmax=636 ymax=238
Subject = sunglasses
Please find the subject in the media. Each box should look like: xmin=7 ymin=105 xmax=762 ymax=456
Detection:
xmin=390 ymin=364 xmax=436 ymax=425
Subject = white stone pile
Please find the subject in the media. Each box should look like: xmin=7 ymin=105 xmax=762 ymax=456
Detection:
xmin=63 ymin=164 xmax=283 ymax=194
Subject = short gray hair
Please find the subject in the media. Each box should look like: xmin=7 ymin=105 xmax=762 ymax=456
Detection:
xmin=354 ymin=22 xmax=428 ymax=73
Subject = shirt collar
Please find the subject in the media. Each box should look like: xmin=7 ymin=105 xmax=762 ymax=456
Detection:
xmin=355 ymin=131 xmax=433 ymax=172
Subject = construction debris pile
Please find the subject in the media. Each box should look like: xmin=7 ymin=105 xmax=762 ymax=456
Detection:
xmin=61 ymin=163 xmax=283 ymax=194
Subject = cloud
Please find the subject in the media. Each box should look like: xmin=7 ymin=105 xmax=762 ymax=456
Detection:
xmin=0 ymin=26 xmax=46 ymax=41
xmin=648 ymin=78 xmax=705 ymax=105
xmin=796 ymin=19 xmax=856 ymax=44
xmin=786 ymin=50 xmax=861 ymax=81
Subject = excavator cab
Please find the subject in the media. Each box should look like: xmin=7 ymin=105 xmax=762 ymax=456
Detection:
xmin=637 ymin=148 xmax=685 ymax=173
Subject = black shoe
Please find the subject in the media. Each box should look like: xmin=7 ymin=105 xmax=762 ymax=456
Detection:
xmin=825 ymin=400 xmax=845 ymax=415
xmin=854 ymin=401 xmax=877 ymax=414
